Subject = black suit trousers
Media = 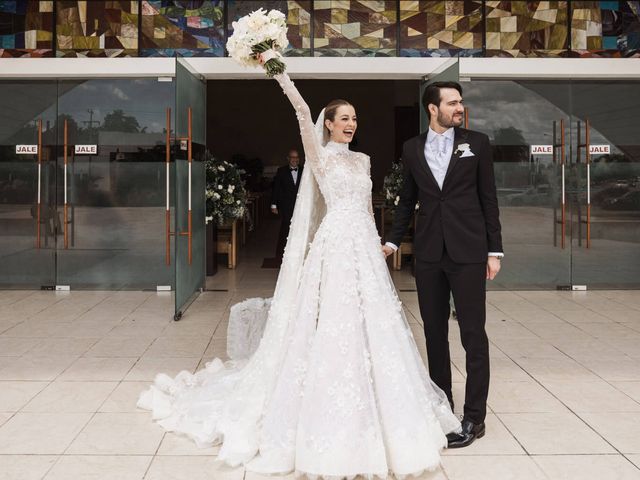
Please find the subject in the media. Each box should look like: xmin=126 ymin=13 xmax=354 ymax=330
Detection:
xmin=415 ymin=249 xmax=489 ymax=424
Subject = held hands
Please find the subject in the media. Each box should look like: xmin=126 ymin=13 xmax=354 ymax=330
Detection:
xmin=487 ymin=256 xmax=501 ymax=280
xmin=381 ymin=245 xmax=395 ymax=258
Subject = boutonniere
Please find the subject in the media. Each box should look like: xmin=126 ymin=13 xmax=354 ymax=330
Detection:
xmin=454 ymin=143 xmax=475 ymax=157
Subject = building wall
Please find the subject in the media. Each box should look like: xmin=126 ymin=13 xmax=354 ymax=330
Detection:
xmin=1 ymin=1 xmax=639 ymax=59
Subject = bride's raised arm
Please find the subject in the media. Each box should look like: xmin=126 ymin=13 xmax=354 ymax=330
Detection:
xmin=274 ymin=73 xmax=325 ymax=176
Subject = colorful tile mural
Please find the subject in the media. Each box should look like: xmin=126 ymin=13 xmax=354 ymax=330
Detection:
xmin=227 ymin=0 xmax=311 ymax=56
xmin=140 ymin=0 xmax=224 ymax=57
xmin=485 ymin=1 xmax=569 ymax=57
xmin=56 ymin=1 xmax=139 ymax=57
xmin=313 ymin=0 xmax=397 ymax=57
xmin=2 ymin=0 xmax=640 ymax=59
xmin=0 ymin=0 xmax=54 ymax=57
xmin=399 ymin=0 xmax=483 ymax=57
xmin=572 ymin=1 xmax=640 ymax=57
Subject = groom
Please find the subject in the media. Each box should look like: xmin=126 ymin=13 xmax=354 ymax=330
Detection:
xmin=382 ymin=81 xmax=503 ymax=448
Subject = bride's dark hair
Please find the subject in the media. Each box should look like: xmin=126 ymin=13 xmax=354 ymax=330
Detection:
xmin=323 ymin=99 xmax=353 ymax=140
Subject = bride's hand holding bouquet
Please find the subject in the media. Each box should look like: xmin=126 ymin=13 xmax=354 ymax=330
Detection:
xmin=226 ymin=8 xmax=288 ymax=77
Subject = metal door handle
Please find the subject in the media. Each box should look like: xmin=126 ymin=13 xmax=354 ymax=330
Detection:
xmin=165 ymin=107 xmax=193 ymax=266
xmin=577 ymin=119 xmax=592 ymax=248
xmin=553 ymin=119 xmax=566 ymax=249
xmin=64 ymin=119 xmax=69 ymax=249
xmin=36 ymin=119 xmax=42 ymax=248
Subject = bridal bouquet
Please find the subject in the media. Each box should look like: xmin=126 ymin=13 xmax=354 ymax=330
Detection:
xmin=226 ymin=8 xmax=288 ymax=77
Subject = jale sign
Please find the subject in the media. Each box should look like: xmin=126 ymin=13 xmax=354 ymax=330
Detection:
xmin=589 ymin=145 xmax=610 ymax=155
xmin=75 ymin=145 xmax=97 ymax=155
xmin=530 ymin=145 xmax=553 ymax=155
xmin=16 ymin=145 xmax=38 ymax=154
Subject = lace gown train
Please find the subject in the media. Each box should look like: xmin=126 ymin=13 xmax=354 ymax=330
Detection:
xmin=138 ymin=73 xmax=460 ymax=479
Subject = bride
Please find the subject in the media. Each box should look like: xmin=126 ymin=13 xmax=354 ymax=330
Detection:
xmin=138 ymin=63 xmax=460 ymax=479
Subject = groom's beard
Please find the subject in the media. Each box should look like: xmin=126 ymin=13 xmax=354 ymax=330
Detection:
xmin=436 ymin=110 xmax=464 ymax=129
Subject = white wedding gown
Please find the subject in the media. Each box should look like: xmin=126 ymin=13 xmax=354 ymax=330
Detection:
xmin=138 ymin=73 xmax=460 ymax=479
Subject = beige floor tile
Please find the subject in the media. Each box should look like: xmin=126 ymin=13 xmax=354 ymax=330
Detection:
xmin=67 ymin=412 xmax=164 ymax=455
xmin=0 ymin=413 xmax=11 ymax=426
xmin=162 ymin=321 xmax=217 ymax=337
xmin=513 ymin=357 xmax=600 ymax=382
xmin=442 ymin=414 xmax=525 ymax=456
xmin=580 ymin=413 xmax=640 ymax=454
xmin=50 ymin=321 xmax=120 ymax=339
xmin=107 ymin=322 xmax=166 ymax=338
xmin=44 ymin=455 xmax=152 ymax=480
xmin=489 ymin=358 xmax=531 ymax=382
xmin=626 ymin=455 xmax=640 ymax=469
xmin=0 ymin=412 xmax=92 ymax=454
xmin=0 ymin=455 xmax=58 ymax=480
xmin=22 ymin=381 xmax=117 ymax=413
xmin=144 ymin=336 xmax=211 ymax=358
xmin=533 ymin=454 xmax=640 ymax=480
xmin=125 ymin=357 xmax=200 ymax=381
xmin=0 ymin=381 xmax=48 ymax=412
xmin=58 ymin=357 xmax=137 ymax=381
xmin=498 ymin=412 xmax=615 ymax=455
xmin=442 ymin=455 xmax=547 ymax=480
xmin=578 ymin=358 xmax=640 ymax=382
xmin=99 ymin=381 xmax=151 ymax=412
xmin=612 ymin=382 xmax=640 ymax=403
xmin=487 ymin=381 xmax=568 ymax=413
xmin=491 ymin=338 xmax=566 ymax=359
xmin=145 ymin=456 xmax=244 ymax=480
xmin=29 ymin=338 xmax=99 ymax=357
xmin=244 ymin=473 xmax=297 ymax=480
xmin=0 ymin=337 xmax=42 ymax=356
xmin=543 ymin=380 xmax=640 ymax=413
xmin=84 ymin=336 xmax=155 ymax=357
xmin=1 ymin=320 xmax=71 ymax=337
xmin=0 ymin=356 xmax=77 ymax=381
xmin=157 ymin=432 xmax=220 ymax=455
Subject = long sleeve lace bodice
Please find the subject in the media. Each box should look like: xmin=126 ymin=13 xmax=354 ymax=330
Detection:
xmin=274 ymin=73 xmax=373 ymax=216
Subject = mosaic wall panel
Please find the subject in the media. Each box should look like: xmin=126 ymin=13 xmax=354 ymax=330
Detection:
xmin=571 ymin=1 xmax=640 ymax=57
xmin=399 ymin=0 xmax=483 ymax=57
xmin=485 ymin=1 xmax=569 ymax=57
xmin=0 ymin=0 xmax=54 ymax=57
xmin=227 ymin=1 xmax=311 ymax=56
xmin=56 ymin=1 xmax=139 ymax=57
xmin=313 ymin=0 xmax=397 ymax=57
xmin=140 ymin=0 xmax=224 ymax=57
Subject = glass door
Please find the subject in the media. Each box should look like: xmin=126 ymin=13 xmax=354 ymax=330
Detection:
xmin=570 ymin=82 xmax=640 ymax=288
xmin=173 ymin=58 xmax=206 ymax=319
xmin=457 ymin=80 xmax=574 ymax=289
xmin=55 ymin=78 xmax=175 ymax=289
xmin=0 ymin=80 xmax=57 ymax=288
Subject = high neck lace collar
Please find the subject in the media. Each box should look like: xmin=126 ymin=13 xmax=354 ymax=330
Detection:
xmin=325 ymin=141 xmax=350 ymax=153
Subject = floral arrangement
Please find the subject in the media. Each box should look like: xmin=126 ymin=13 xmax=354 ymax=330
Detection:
xmin=226 ymin=8 xmax=288 ymax=77
xmin=381 ymin=161 xmax=404 ymax=207
xmin=205 ymin=156 xmax=247 ymax=226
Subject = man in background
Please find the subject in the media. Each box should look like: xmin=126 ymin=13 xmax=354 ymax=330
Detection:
xmin=271 ymin=149 xmax=303 ymax=262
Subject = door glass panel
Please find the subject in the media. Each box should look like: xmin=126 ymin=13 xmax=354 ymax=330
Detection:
xmin=174 ymin=58 xmax=206 ymax=318
xmin=56 ymin=78 xmax=175 ymax=289
xmin=0 ymin=81 xmax=57 ymax=288
xmin=463 ymin=80 xmax=572 ymax=289
xmin=570 ymin=82 xmax=640 ymax=288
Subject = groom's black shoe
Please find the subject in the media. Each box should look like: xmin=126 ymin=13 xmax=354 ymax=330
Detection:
xmin=446 ymin=419 xmax=485 ymax=448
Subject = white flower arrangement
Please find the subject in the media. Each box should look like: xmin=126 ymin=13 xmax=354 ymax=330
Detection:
xmin=226 ymin=8 xmax=288 ymax=77
xmin=206 ymin=156 xmax=247 ymax=226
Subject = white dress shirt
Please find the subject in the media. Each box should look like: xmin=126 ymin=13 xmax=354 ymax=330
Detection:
xmin=385 ymin=128 xmax=503 ymax=258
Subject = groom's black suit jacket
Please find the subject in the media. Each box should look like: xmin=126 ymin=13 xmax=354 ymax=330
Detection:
xmin=388 ymin=127 xmax=502 ymax=263
xmin=271 ymin=164 xmax=303 ymax=219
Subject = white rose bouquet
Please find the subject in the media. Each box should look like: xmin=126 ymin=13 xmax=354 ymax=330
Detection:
xmin=226 ymin=8 xmax=288 ymax=77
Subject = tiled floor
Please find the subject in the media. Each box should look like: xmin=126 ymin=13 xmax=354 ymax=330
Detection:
xmin=1 ymin=235 xmax=640 ymax=479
